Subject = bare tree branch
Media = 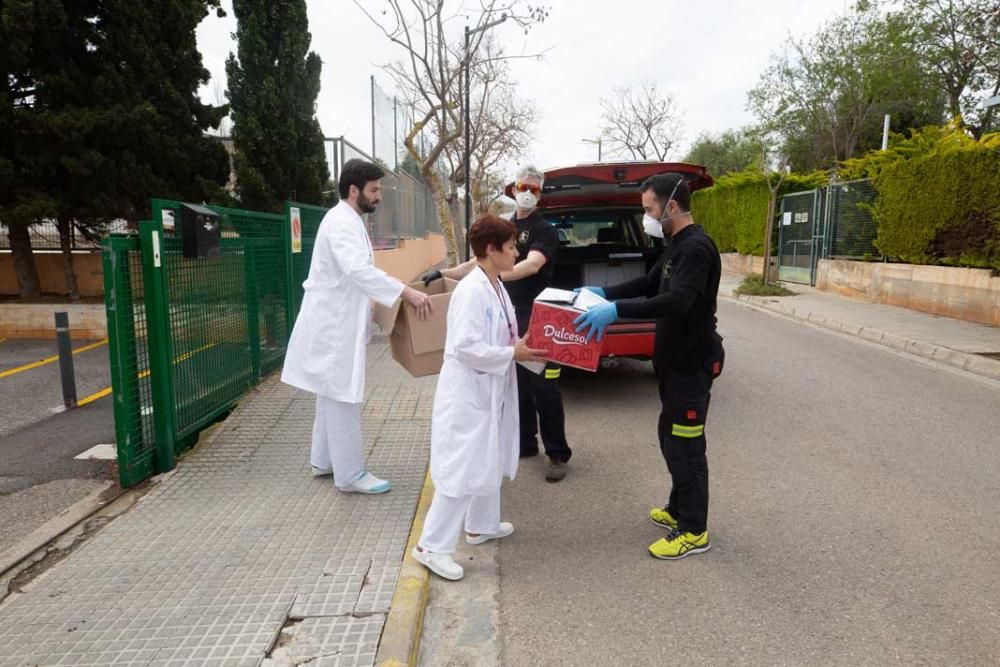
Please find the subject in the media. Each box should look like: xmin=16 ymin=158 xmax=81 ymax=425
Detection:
xmin=357 ymin=0 xmax=548 ymax=262
xmin=600 ymin=82 xmax=684 ymax=162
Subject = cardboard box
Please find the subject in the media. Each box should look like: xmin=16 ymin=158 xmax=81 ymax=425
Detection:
xmin=373 ymin=278 xmax=458 ymax=377
xmin=526 ymin=299 xmax=603 ymax=373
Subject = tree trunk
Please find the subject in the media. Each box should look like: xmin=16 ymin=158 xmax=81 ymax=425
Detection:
xmin=471 ymin=180 xmax=485 ymax=219
xmin=56 ymin=218 xmax=80 ymax=300
xmin=6 ymin=224 xmax=41 ymax=298
xmin=422 ymin=167 xmax=460 ymax=265
xmin=762 ymin=195 xmax=776 ymax=284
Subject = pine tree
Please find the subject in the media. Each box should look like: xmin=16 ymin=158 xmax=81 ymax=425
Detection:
xmin=226 ymin=0 xmax=330 ymax=212
xmin=1 ymin=0 xmax=230 ymax=297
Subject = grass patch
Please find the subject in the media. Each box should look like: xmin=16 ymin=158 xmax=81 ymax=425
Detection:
xmin=734 ymin=275 xmax=797 ymax=297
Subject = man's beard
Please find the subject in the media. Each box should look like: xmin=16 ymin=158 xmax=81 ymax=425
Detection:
xmin=358 ymin=192 xmax=378 ymax=213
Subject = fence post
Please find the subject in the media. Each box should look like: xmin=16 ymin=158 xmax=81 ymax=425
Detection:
xmin=101 ymin=237 xmax=148 ymax=486
xmin=282 ymin=202 xmax=298 ymax=339
xmin=138 ymin=220 xmax=177 ymax=474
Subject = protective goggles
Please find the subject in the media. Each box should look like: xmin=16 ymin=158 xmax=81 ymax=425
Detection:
xmin=514 ymin=182 xmax=541 ymax=195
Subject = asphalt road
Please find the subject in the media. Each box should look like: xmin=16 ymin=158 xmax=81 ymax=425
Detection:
xmin=498 ymin=299 xmax=1000 ymax=666
xmin=0 ymin=339 xmax=116 ymax=555
xmin=0 ymin=338 xmax=112 ymax=437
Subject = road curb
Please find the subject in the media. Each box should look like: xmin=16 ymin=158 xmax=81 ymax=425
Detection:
xmin=726 ymin=293 xmax=1000 ymax=382
xmin=0 ymin=481 xmax=119 ymax=578
xmin=376 ymin=471 xmax=435 ymax=667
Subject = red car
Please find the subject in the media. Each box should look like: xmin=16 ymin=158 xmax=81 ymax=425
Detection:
xmin=505 ymin=162 xmax=714 ymax=363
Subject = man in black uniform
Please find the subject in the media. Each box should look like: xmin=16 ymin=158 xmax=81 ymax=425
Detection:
xmin=422 ymin=165 xmax=572 ymax=482
xmin=574 ymin=173 xmax=723 ymax=559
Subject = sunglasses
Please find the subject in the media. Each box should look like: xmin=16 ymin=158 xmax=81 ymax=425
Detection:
xmin=514 ymin=182 xmax=541 ymax=195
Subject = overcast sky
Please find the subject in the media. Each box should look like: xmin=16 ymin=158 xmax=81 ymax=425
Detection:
xmin=196 ymin=1 xmax=849 ymax=174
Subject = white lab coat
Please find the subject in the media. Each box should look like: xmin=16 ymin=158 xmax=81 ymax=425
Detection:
xmin=430 ymin=267 xmax=520 ymax=497
xmin=282 ymin=201 xmax=403 ymax=402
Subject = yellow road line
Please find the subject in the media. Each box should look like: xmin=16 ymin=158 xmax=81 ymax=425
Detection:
xmin=0 ymin=338 xmax=7 ymax=345
xmin=77 ymin=342 xmax=218 ymax=405
xmin=77 ymin=386 xmax=113 ymax=406
xmin=0 ymin=339 xmax=108 ymax=379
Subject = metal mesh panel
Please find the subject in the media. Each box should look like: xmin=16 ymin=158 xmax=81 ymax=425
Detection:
xmin=397 ymin=170 xmax=440 ymax=238
xmin=102 ymin=236 xmax=156 ymax=487
xmin=778 ymin=191 xmax=817 ymax=284
xmin=217 ymin=207 xmax=290 ymax=375
xmin=372 ymin=79 xmax=398 ymax=170
xmin=829 ymin=179 xmax=880 ymax=258
xmin=163 ymin=237 xmax=254 ymax=438
xmin=331 ymin=137 xmax=439 ymax=244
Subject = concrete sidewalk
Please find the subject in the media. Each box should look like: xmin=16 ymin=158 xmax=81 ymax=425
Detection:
xmin=720 ymin=272 xmax=1000 ymax=381
xmin=0 ymin=342 xmax=435 ymax=667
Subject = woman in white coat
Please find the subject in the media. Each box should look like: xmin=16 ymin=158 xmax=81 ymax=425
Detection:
xmin=413 ymin=214 xmax=546 ymax=581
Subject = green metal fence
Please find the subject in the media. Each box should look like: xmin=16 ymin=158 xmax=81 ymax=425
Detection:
xmin=102 ymin=200 xmax=325 ymax=487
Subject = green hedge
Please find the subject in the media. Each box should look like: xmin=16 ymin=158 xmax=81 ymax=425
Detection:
xmin=843 ymin=126 xmax=1000 ymax=270
xmin=691 ymin=170 xmax=826 ymax=255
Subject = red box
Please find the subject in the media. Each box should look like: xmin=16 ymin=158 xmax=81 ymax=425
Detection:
xmin=526 ymin=301 xmax=602 ymax=372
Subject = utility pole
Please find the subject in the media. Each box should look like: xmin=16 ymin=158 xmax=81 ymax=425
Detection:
xmin=463 ymin=14 xmax=508 ymax=261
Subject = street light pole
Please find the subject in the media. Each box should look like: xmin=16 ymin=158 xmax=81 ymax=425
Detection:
xmin=463 ymin=14 xmax=507 ymax=262
xmin=464 ymin=25 xmax=471 ymax=262
xmin=582 ymin=137 xmax=602 ymax=161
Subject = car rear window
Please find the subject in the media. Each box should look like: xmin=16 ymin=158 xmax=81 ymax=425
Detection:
xmin=542 ymin=210 xmax=648 ymax=248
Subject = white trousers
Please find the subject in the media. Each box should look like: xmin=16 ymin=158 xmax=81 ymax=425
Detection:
xmin=418 ymin=489 xmax=501 ymax=554
xmin=311 ymin=396 xmax=366 ymax=488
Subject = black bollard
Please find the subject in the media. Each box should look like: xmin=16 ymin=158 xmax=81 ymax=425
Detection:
xmin=54 ymin=311 xmax=77 ymax=408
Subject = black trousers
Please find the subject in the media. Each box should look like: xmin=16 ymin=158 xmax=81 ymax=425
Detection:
xmin=656 ymin=366 xmax=713 ymax=534
xmin=516 ymin=362 xmax=572 ymax=462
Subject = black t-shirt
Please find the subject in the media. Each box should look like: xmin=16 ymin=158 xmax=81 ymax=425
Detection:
xmin=604 ymin=224 xmax=722 ymax=372
xmin=503 ymin=210 xmax=559 ymax=333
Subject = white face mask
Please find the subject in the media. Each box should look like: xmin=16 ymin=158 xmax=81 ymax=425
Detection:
xmin=643 ymin=214 xmax=665 ymax=238
xmin=515 ymin=191 xmax=538 ymax=210
xmin=642 ymin=177 xmax=684 ymax=239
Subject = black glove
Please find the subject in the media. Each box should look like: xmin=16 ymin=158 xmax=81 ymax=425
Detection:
xmin=422 ymin=269 xmax=443 ymax=286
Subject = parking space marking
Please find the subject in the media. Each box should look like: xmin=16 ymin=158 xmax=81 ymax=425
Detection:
xmin=77 ymin=386 xmax=113 ymax=406
xmin=0 ymin=339 xmax=108 ymax=379
xmin=73 ymin=342 xmax=218 ymax=405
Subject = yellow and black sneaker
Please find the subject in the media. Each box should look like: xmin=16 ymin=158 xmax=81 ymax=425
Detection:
xmin=648 ymin=528 xmax=711 ymax=560
xmin=649 ymin=507 xmax=678 ymax=530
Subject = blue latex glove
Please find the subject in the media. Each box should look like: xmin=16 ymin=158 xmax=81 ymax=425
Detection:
xmin=573 ymin=301 xmax=618 ymax=343
xmin=573 ymin=286 xmax=606 ymax=298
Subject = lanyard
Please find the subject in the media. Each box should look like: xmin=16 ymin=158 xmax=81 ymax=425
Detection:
xmin=479 ymin=266 xmax=515 ymax=341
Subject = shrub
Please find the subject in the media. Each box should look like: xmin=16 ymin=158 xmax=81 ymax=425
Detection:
xmin=841 ymin=123 xmax=1000 ymax=270
xmin=691 ymin=169 xmax=826 ymax=255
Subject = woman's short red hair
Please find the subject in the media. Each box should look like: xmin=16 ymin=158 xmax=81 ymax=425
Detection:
xmin=469 ymin=213 xmax=516 ymax=259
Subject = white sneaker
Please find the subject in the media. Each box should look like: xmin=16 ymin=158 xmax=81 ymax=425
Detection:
xmin=412 ymin=546 xmax=464 ymax=580
xmin=466 ymin=522 xmax=514 ymax=545
xmin=311 ymin=465 xmax=333 ymax=477
xmin=339 ymin=471 xmax=391 ymax=495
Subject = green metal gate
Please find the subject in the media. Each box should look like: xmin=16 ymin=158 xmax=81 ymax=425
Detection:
xmin=777 ymin=190 xmax=818 ymax=285
xmin=778 ymin=179 xmax=879 ymax=285
xmin=102 ymin=200 xmax=324 ymax=486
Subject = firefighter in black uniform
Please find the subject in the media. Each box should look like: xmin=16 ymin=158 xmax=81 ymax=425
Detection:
xmin=422 ymin=165 xmax=572 ymax=482
xmin=574 ymin=173 xmax=724 ymax=559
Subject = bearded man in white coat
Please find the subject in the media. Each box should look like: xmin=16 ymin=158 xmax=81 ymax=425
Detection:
xmin=412 ymin=214 xmax=546 ymax=581
xmin=282 ymin=159 xmax=432 ymax=494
